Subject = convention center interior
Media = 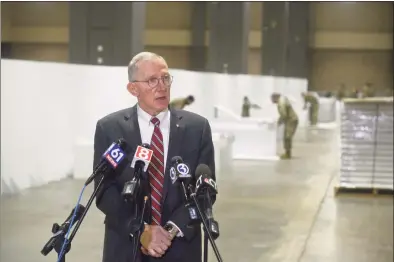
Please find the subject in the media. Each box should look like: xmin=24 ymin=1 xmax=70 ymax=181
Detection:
xmin=1 ymin=2 xmax=393 ymax=262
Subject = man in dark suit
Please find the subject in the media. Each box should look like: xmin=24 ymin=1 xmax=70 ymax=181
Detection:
xmin=93 ymin=52 xmax=215 ymax=262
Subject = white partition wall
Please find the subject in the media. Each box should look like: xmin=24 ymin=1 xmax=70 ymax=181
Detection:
xmin=212 ymin=73 xmax=240 ymax=119
xmin=1 ymin=59 xmax=308 ymax=194
xmin=75 ymin=66 xmax=138 ymax=140
xmin=211 ymin=120 xmax=278 ymax=160
xmin=249 ymin=75 xmax=278 ymax=119
xmin=172 ymin=70 xmax=204 ymax=116
xmin=318 ymin=97 xmax=337 ymax=123
xmin=1 ymin=61 xmax=76 ymax=194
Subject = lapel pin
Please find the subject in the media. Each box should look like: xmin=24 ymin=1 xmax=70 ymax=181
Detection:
xmin=176 ymin=124 xmax=179 ymax=128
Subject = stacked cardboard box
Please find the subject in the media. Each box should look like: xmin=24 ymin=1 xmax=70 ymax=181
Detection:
xmin=339 ymin=97 xmax=393 ymax=190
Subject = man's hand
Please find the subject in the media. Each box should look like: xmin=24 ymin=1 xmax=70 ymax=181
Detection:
xmin=141 ymin=246 xmax=149 ymax=256
xmin=140 ymin=225 xmax=172 ymax=258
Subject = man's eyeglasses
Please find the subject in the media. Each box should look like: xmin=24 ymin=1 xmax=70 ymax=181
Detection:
xmin=132 ymin=75 xmax=173 ymax=88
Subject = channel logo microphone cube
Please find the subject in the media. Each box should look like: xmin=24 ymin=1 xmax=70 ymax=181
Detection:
xmin=130 ymin=145 xmax=154 ymax=172
xmin=102 ymin=143 xmax=126 ymax=168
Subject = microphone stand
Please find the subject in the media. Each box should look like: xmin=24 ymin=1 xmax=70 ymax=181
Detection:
xmin=189 ymin=191 xmax=223 ymax=262
xmin=126 ymin=167 xmax=149 ymax=262
xmin=131 ymin=196 xmax=148 ymax=262
xmin=203 ymin=231 xmax=209 ymax=262
xmin=203 ymin=189 xmax=209 ymax=262
xmin=41 ymin=175 xmax=107 ymax=262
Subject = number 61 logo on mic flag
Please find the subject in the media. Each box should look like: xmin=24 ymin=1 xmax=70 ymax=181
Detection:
xmin=102 ymin=143 xmax=126 ymax=168
xmin=131 ymin=145 xmax=154 ymax=172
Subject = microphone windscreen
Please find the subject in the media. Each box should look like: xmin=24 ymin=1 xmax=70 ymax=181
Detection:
xmin=195 ymin=164 xmax=212 ymax=179
xmin=141 ymin=143 xmax=151 ymax=149
xmin=171 ymin=156 xmax=183 ymax=165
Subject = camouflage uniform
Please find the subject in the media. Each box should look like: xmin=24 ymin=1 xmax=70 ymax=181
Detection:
xmin=241 ymin=101 xmax=260 ymax=117
xmin=169 ymin=98 xmax=188 ymax=110
xmin=362 ymin=85 xmax=375 ymax=98
xmin=303 ymin=93 xmax=319 ymax=126
xmin=337 ymin=89 xmax=345 ymax=100
xmin=337 ymin=87 xmax=346 ymax=100
xmin=277 ymin=96 xmax=299 ymax=159
xmin=352 ymin=89 xmax=363 ymax=98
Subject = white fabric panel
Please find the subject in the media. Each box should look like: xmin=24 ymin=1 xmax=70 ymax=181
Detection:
xmin=1 ymin=60 xmax=75 ymax=194
xmin=1 ymin=59 xmax=308 ymax=194
xmin=318 ymin=97 xmax=337 ymax=123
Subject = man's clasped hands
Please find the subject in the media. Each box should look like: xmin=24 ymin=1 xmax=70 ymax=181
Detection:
xmin=140 ymin=224 xmax=173 ymax=258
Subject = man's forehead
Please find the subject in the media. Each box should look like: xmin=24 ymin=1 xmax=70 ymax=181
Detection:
xmin=135 ymin=59 xmax=167 ymax=78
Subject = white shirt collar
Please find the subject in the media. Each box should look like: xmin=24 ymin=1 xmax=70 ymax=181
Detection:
xmin=137 ymin=104 xmax=169 ymax=126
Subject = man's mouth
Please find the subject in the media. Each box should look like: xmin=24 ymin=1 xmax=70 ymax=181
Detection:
xmin=156 ymin=96 xmax=167 ymax=101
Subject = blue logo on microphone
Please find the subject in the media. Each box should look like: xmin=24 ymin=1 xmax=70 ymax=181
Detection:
xmin=176 ymin=163 xmax=190 ymax=177
xmin=103 ymin=143 xmax=125 ymax=168
xmin=188 ymin=207 xmax=198 ymax=219
xmin=170 ymin=167 xmax=177 ymax=184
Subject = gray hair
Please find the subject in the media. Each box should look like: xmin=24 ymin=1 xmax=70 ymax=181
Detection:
xmin=128 ymin=52 xmax=164 ymax=82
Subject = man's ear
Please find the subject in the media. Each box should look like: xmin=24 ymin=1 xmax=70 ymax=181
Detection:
xmin=127 ymin=82 xmax=139 ymax=97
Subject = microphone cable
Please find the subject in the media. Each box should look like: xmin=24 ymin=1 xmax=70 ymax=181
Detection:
xmin=57 ymin=184 xmax=87 ymax=262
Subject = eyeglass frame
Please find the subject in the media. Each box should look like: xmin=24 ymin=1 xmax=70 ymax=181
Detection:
xmin=131 ymin=75 xmax=174 ymax=89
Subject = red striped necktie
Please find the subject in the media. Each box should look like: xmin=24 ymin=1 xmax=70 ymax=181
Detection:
xmin=148 ymin=117 xmax=165 ymax=225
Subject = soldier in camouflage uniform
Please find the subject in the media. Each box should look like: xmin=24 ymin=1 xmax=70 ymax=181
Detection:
xmin=271 ymin=93 xmax=299 ymax=160
xmin=351 ymin=88 xmax=363 ymax=98
xmin=336 ymin=83 xmax=346 ymax=101
xmin=169 ymin=95 xmax=195 ymax=110
xmin=362 ymin=82 xmax=375 ymax=98
xmin=302 ymin=92 xmax=319 ymax=126
xmin=241 ymin=96 xmax=261 ymax=117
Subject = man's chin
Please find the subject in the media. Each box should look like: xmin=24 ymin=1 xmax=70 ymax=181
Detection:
xmin=154 ymin=99 xmax=169 ymax=110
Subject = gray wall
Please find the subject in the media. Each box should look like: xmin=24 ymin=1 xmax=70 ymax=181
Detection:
xmin=206 ymin=2 xmax=250 ymax=74
xmin=69 ymin=2 xmax=146 ymax=66
xmin=261 ymin=2 xmax=309 ymax=79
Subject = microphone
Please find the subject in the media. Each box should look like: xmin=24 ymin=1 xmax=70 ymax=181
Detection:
xmin=169 ymin=156 xmax=183 ymax=184
xmin=195 ymin=164 xmax=220 ymax=240
xmin=125 ymin=145 xmax=153 ymax=262
xmin=41 ymin=204 xmax=86 ymax=256
xmin=85 ymin=138 xmax=128 ymax=186
xmin=164 ymin=157 xmax=198 ymax=239
xmin=195 ymin=164 xmax=218 ymax=196
xmin=122 ymin=144 xmax=153 ymax=201
xmin=169 ymin=156 xmax=193 ymax=199
xmin=130 ymin=144 xmax=153 ymax=173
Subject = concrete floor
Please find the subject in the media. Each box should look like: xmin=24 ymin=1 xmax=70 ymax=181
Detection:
xmin=1 ymin=128 xmax=393 ymax=262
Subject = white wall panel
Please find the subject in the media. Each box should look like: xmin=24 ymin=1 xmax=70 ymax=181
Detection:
xmin=1 ymin=59 xmax=308 ymax=194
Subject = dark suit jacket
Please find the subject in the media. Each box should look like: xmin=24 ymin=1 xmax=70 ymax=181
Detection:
xmin=93 ymin=104 xmax=216 ymax=262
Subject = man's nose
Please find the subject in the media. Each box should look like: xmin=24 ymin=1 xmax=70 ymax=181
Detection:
xmin=156 ymin=81 xmax=168 ymax=91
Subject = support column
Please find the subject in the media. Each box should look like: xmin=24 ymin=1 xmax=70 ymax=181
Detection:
xmin=207 ymin=2 xmax=250 ymax=74
xmin=69 ymin=2 xmax=146 ymax=66
xmin=287 ymin=3 xmax=310 ymax=79
xmin=261 ymin=2 xmax=310 ymax=78
xmin=190 ymin=2 xmax=207 ymax=71
xmin=261 ymin=2 xmax=288 ymax=76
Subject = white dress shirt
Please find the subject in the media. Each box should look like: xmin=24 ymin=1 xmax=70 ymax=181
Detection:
xmin=137 ymin=105 xmax=183 ymax=237
xmin=137 ymin=105 xmax=171 ymax=170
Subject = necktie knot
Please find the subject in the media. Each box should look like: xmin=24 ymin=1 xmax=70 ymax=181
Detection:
xmin=151 ymin=117 xmax=160 ymax=126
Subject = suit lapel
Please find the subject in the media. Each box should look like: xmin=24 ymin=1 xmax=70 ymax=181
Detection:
xmin=162 ymin=109 xmax=185 ymax=204
xmin=123 ymin=104 xmax=142 ymax=164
